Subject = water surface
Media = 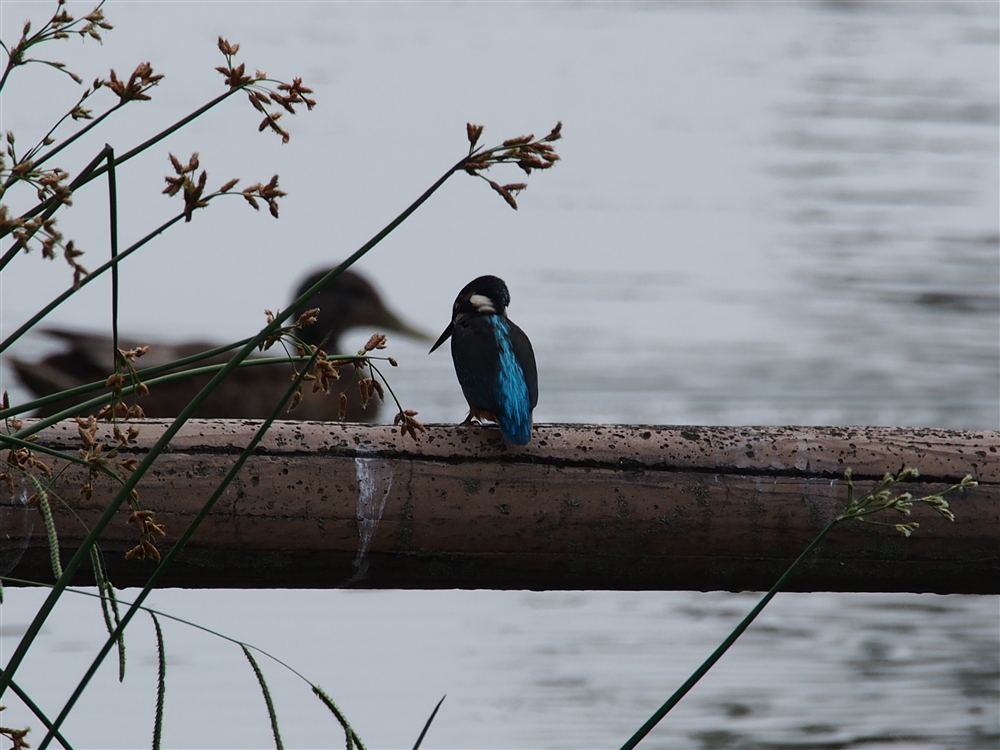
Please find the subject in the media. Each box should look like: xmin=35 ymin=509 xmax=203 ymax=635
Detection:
xmin=0 ymin=2 xmax=997 ymax=748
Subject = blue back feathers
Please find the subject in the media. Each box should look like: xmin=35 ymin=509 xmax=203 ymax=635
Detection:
xmin=489 ymin=316 xmax=532 ymax=445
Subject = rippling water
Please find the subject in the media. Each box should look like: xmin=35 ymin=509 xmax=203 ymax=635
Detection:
xmin=0 ymin=1 xmax=997 ymax=748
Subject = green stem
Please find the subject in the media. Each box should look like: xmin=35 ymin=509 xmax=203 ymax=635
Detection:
xmin=277 ymin=156 xmax=467 ymax=317
xmin=0 ymin=575 xmax=317 ymax=686
xmin=0 ymin=432 xmax=125 ymax=484
xmin=34 ymin=346 xmax=321 ymax=750
xmin=0 ymin=337 xmax=256 ymax=421
xmin=2 ymin=147 xmax=468 ymax=716
xmin=0 ymin=573 xmax=367 ymax=749
xmin=5 ymin=677 xmax=74 ymax=750
xmin=0 ymin=208 xmax=186 ymax=353
xmin=5 ymin=87 xmax=244 ymax=234
xmin=411 ymin=696 xmax=446 ymax=750
xmin=0 ymin=335 xmax=275 ymax=703
xmin=619 ymin=517 xmax=841 ymax=750
xmin=4 ymin=354 xmax=322 ymax=437
xmin=107 ymin=147 xmax=120 ymax=357
xmin=27 ymin=104 xmax=123 ymax=178
xmin=0 ymin=145 xmax=114 ymax=272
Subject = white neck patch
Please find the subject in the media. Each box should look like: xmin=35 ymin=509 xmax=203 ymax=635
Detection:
xmin=469 ymin=294 xmax=496 ymax=314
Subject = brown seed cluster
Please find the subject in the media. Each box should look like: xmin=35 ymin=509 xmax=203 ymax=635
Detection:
xmin=0 ymin=2 xmax=118 ymax=286
xmin=462 ymin=121 xmax=562 ymax=209
xmin=216 ymin=37 xmax=316 ymax=143
xmin=310 ymin=352 xmax=342 ymax=394
xmin=100 ymin=62 xmax=163 ymax=104
xmin=124 ymin=509 xmax=167 ymax=562
xmin=162 ymin=154 xmax=284 ymax=222
xmin=362 ymin=333 xmax=387 ymax=352
xmin=71 ymin=415 xmax=163 ymax=562
xmin=2 ymin=128 xmax=86 ymax=280
xmin=0 ymin=393 xmax=50 ymax=494
xmin=0 ymin=444 xmax=51 ymax=496
xmin=163 ymin=152 xmax=209 ymax=222
xmin=358 ymin=376 xmax=385 ymax=410
xmin=241 ymin=175 xmax=286 ymax=218
xmin=4 ymin=0 xmax=112 ymax=73
xmin=97 ymin=346 xmax=150 ymax=422
xmin=394 ymin=409 xmax=426 ymax=440
xmin=0 ymin=704 xmax=30 ymax=750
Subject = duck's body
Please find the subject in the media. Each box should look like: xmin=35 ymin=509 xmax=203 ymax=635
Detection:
xmin=431 ymin=275 xmax=537 ymax=445
xmin=12 ymin=268 xmax=427 ymax=421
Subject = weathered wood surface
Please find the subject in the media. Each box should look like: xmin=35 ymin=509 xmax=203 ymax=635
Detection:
xmin=2 ymin=421 xmax=997 ymax=592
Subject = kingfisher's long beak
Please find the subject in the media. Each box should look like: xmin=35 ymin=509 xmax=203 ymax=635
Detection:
xmin=428 ymin=322 xmax=454 ymax=354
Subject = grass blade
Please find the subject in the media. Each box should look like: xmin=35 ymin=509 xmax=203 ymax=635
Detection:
xmin=150 ymin=612 xmax=166 ymax=750
xmin=411 ymin=695 xmax=445 ymax=750
xmin=89 ymin=546 xmax=126 ymax=681
xmin=242 ymin=645 xmax=283 ymax=750
xmin=28 ymin=474 xmax=61 ymax=579
xmin=31 ymin=345 xmax=322 ymax=749
xmin=4 ymin=678 xmax=74 ymax=750
xmin=619 ymin=520 xmax=840 ymax=749
xmin=312 ymin=685 xmax=366 ymax=750
xmin=107 ymin=147 xmax=120 ymax=357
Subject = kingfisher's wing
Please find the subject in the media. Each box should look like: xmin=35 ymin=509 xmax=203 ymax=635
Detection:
xmin=488 ymin=317 xmax=535 ymax=445
xmin=450 ymin=316 xmax=501 ymax=414
xmin=506 ymin=320 xmax=538 ymax=411
xmin=451 ymin=315 xmax=536 ymax=445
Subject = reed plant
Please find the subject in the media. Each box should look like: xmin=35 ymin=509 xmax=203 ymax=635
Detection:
xmin=0 ymin=2 xmax=560 ymax=748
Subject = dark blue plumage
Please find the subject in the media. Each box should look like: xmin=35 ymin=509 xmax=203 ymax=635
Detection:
xmin=430 ymin=275 xmax=538 ymax=445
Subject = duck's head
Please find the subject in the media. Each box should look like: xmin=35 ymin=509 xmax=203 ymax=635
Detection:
xmin=292 ymin=267 xmax=430 ymax=351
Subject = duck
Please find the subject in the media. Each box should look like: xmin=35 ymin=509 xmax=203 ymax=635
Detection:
xmin=430 ymin=275 xmax=538 ymax=445
xmin=11 ymin=267 xmax=429 ymax=421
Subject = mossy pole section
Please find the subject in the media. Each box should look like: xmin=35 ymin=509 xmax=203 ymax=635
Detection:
xmin=6 ymin=422 xmax=998 ymax=593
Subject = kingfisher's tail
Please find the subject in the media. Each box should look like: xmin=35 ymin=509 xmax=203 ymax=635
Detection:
xmin=499 ymin=412 xmax=532 ymax=445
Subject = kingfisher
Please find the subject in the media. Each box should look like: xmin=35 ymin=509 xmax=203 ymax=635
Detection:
xmin=430 ymin=275 xmax=538 ymax=445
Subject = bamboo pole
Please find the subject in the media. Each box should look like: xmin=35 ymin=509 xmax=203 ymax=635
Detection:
xmin=3 ymin=421 xmax=997 ymax=592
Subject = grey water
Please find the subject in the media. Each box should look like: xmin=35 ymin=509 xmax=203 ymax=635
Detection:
xmin=0 ymin=1 xmax=997 ymax=748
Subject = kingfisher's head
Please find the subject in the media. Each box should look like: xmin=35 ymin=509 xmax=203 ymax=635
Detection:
xmin=454 ymin=275 xmax=510 ymax=318
xmin=429 ymin=275 xmax=511 ymax=353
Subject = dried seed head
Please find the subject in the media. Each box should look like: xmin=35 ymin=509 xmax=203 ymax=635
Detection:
xmin=488 ymin=180 xmax=518 ymax=210
xmin=502 ymin=134 xmax=534 ymax=147
xmin=217 ymin=37 xmax=240 ymax=56
xmin=363 ymin=333 xmax=387 ymax=351
xmin=296 ymin=307 xmax=320 ymax=328
xmin=393 ymin=409 xmax=426 ymax=440
xmin=287 ymin=387 xmax=303 ymax=412
xmin=467 ymin=122 xmax=484 ymax=148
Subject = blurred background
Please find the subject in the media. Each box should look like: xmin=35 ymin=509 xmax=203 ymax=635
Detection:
xmin=0 ymin=1 xmax=997 ymax=748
